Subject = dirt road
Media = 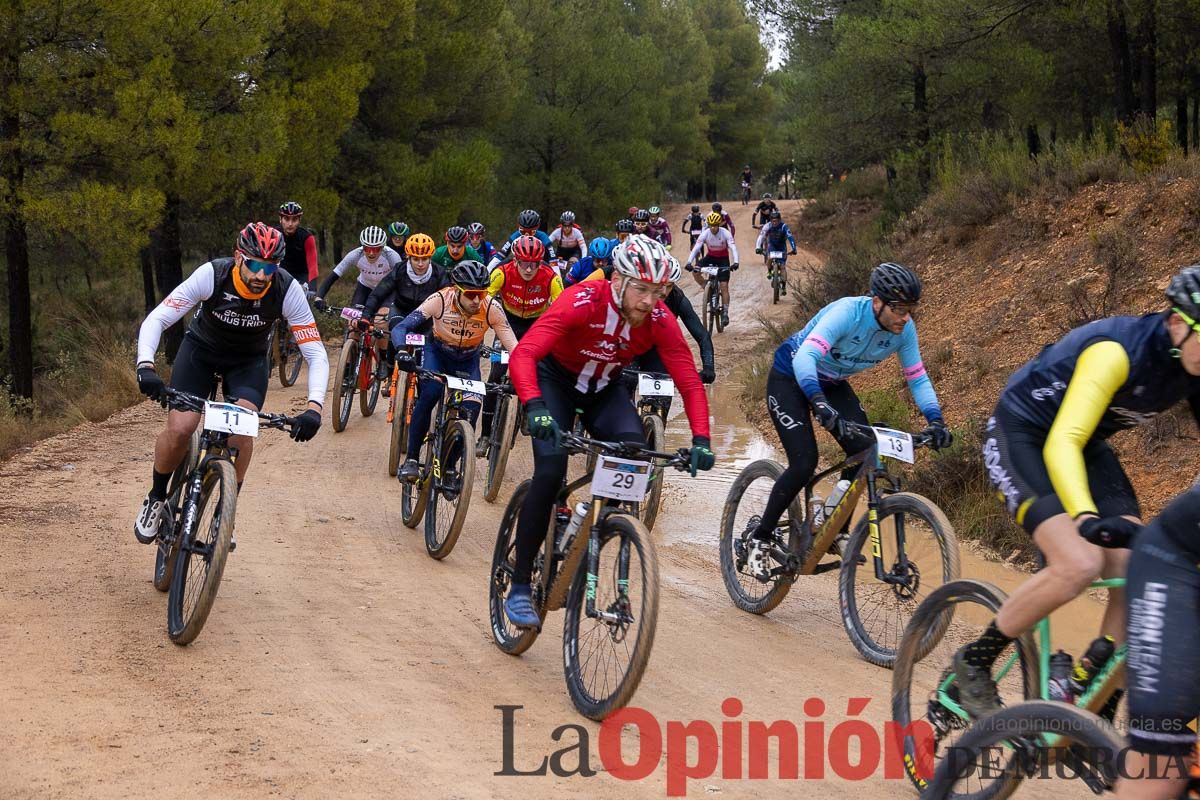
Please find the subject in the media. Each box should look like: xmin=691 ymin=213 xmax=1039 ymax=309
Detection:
xmin=0 ymin=200 xmax=1072 ymax=799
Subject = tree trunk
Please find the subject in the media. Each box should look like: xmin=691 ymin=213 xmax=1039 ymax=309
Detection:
xmin=151 ymin=191 xmax=184 ymax=362
xmin=140 ymin=246 xmax=157 ymax=313
xmin=1106 ymin=0 xmax=1136 ymax=122
xmin=1 ymin=2 xmax=32 ymax=403
xmin=913 ymin=60 xmax=931 ymax=190
xmin=1135 ymin=0 xmax=1156 ymax=120
xmin=1178 ymin=93 xmax=1189 ymax=154
xmin=1192 ymin=95 xmax=1199 ymax=150
xmin=1026 ymin=123 xmax=1041 ymax=158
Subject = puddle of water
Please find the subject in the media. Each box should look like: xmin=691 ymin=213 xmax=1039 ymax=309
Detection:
xmin=653 ymin=375 xmax=1109 ymax=655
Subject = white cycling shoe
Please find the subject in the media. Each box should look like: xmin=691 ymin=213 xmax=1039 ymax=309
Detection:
xmin=134 ymin=495 xmax=166 ymax=544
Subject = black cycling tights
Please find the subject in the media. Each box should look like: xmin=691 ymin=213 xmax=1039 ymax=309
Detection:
xmin=512 ymin=361 xmax=644 ymax=585
xmin=755 ymin=368 xmax=873 ymax=536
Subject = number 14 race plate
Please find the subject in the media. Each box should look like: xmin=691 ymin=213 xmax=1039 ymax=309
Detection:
xmin=591 ymin=455 xmax=651 ymax=502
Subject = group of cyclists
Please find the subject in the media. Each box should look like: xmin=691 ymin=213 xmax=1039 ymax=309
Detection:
xmin=129 ymin=194 xmax=1200 ymax=798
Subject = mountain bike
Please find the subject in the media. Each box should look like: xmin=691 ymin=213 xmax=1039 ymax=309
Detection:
xmin=741 ymin=181 xmax=752 ymax=204
xmin=266 ymin=318 xmax=303 ymax=387
xmin=387 ymin=333 xmax=425 ymax=476
xmin=400 ymin=366 xmax=493 ymax=559
xmin=698 ymin=265 xmax=727 ymax=334
xmin=488 ymin=432 xmax=691 ymax=720
xmin=767 ymin=250 xmax=788 ymax=304
xmin=480 ymin=348 xmax=521 ymax=504
xmin=891 ymin=576 xmax=1128 ymax=799
xmin=152 ymin=387 xmax=299 ymax=645
xmin=326 ymin=306 xmax=389 ymax=433
xmin=719 ymin=421 xmax=960 ymax=667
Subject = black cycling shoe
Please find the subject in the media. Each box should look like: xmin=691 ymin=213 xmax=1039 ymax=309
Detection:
xmin=952 ymin=646 xmax=1002 ymax=719
xmin=398 ymin=458 xmax=420 ymax=483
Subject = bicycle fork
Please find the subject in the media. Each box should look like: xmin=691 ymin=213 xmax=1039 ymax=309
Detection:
xmin=866 ymin=472 xmax=915 ymax=589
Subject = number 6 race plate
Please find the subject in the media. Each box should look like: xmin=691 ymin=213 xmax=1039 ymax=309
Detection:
xmin=592 ymin=456 xmax=652 ymax=502
xmin=873 ymin=426 xmax=914 ymax=464
xmin=203 ymin=401 xmax=259 ymax=437
xmin=638 ymin=373 xmax=674 ymax=397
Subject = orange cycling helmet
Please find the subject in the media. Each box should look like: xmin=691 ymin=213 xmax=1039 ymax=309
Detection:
xmin=405 ymin=233 xmax=436 ymax=258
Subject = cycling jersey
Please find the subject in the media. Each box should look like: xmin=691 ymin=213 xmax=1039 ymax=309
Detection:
xmin=563 ymin=256 xmax=609 ymax=287
xmin=755 ymin=221 xmax=796 ymax=252
xmin=720 ymin=210 xmax=736 ymax=236
xmin=487 ymin=261 xmax=563 ymax=319
xmin=272 ymin=225 xmax=319 ymax=283
xmin=317 ymin=245 xmax=403 ymax=302
xmin=686 ymin=227 xmax=739 ymax=265
xmin=361 ymin=262 xmax=450 ymax=322
xmin=998 ymin=312 xmax=1200 ymax=518
xmin=431 ymin=244 xmax=482 ymax=270
xmin=773 ymin=295 xmax=942 ymax=422
xmin=646 ymin=218 xmax=672 ymax=246
xmin=681 ymin=212 xmax=703 ymax=237
xmin=549 ymin=224 xmax=588 ymax=257
xmin=509 ymin=281 xmax=710 ymax=438
xmin=394 ymin=286 xmax=517 ymax=357
xmin=754 ymin=200 xmax=778 ymax=225
xmin=137 ymin=258 xmax=329 ymax=405
xmin=472 ymin=239 xmax=498 ymax=264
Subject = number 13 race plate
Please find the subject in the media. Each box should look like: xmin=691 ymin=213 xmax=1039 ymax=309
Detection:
xmin=592 ymin=456 xmax=651 ymax=502
xmin=873 ymin=427 xmax=914 ymax=464
xmin=203 ymin=401 xmax=259 ymax=437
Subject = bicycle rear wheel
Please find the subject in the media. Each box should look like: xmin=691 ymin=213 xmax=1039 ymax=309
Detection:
xmin=483 ymin=393 xmax=516 ymax=503
xmin=425 ymin=419 xmax=475 ymax=559
xmin=718 ymin=459 xmax=803 ymax=614
xmin=925 ymin=702 xmax=1122 ymax=800
xmin=154 ymin=427 xmax=200 ymax=592
xmin=488 ymin=479 xmax=541 ymax=655
xmin=563 ymin=513 xmax=659 ymax=720
xmin=839 ymin=491 xmax=961 ymax=667
xmin=279 ymin=326 xmax=302 ymax=387
xmin=331 ymin=337 xmax=359 ymax=432
xmin=359 ymin=347 xmax=381 ymax=417
xmin=166 ymin=459 xmax=237 ymax=645
xmin=891 ymin=579 xmax=1039 ymax=799
xmin=637 ymin=413 xmax=666 ymax=531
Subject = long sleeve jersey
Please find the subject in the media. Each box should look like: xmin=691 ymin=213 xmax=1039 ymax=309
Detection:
xmin=686 ymin=227 xmax=739 ymax=265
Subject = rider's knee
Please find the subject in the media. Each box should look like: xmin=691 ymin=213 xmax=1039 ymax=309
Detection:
xmin=1048 ymin=548 xmax=1105 ymax=593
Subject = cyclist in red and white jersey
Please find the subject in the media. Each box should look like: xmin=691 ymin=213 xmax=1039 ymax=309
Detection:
xmin=548 ymin=211 xmax=588 ymax=264
xmin=685 ymin=212 xmax=740 ymax=327
xmin=502 ymin=235 xmax=716 ymax=629
xmin=313 ymin=226 xmax=404 ymax=310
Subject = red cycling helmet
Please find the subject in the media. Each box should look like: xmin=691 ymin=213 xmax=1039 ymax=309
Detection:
xmin=236 ymin=222 xmax=285 ymax=262
xmin=627 ymin=206 xmax=639 ymax=218
xmin=511 ymin=234 xmax=546 ymax=263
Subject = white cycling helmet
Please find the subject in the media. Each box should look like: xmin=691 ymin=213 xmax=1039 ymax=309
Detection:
xmin=612 ymin=234 xmax=673 ymax=284
xmin=665 ymin=253 xmax=682 ymax=284
xmin=359 ymin=225 xmax=387 ymax=247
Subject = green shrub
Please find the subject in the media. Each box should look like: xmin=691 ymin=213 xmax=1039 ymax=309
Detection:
xmin=1119 ymin=117 xmax=1175 ymax=174
xmin=792 ymin=223 xmax=888 ymax=318
xmin=859 ymin=388 xmax=915 ymax=431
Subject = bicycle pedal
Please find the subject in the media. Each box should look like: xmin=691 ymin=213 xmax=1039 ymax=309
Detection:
xmin=813 ymin=560 xmax=841 ymax=575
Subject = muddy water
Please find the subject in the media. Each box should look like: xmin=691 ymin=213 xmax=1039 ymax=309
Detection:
xmin=650 ymin=373 xmax=1109 ymax=656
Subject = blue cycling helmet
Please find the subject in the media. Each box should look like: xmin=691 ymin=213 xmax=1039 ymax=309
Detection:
xmin=590 ymin=238 xmax=614 ymax=260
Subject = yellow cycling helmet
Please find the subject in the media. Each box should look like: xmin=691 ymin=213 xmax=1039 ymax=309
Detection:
xmin=405 ymin=232 xmax=435 ymax=258
xmin=706 ymin=211 xmax=723 ymax=226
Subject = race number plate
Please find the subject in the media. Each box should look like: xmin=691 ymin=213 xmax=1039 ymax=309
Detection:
xmin=445 ymin=375 xmax=487 ymax=395
xmin=203 ymin=401 xmax=259 ymax=437
xmin=769 ymin=251 xmax=785 ymax=260
xmin=405 ymin=333 xmax=426 ymax=346
xmin=874 ymin=427 xmax=914 ymax=464
xmin=490 ymin=350 xmax=510 ymax=364
xmin=340 ymin=307 xmax=362 ymax=321
xmin=638 ymin=373 xmax=674 ymax=397
xmin=700 ymin=266 xmax=720 ymax=277
xmin=591 ymin=456 xmax=652 ymax=502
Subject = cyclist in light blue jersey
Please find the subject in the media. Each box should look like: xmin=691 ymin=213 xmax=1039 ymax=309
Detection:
xmin=744 ymin=263 xmax=952 ymax=545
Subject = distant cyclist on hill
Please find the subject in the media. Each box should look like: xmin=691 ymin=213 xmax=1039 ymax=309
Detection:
xmin=681 ymin=205 xmax=704 ymax=249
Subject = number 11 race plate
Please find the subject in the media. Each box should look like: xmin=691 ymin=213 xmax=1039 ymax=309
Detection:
xmin=203 ymin=401 xmax=259 ymax=437
xmin=592 ymin=456 xmax=651 ymax=502
xmin=873 ymin=426 xmax=914 ymax=464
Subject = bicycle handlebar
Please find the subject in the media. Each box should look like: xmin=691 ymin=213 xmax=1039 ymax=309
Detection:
xmin=159 ymin=387 xmax=297 ymax=433
xmin=560 ymin=431 xmax=691 ymax=471
xmin=841 ymin=420 xmax=934 ymax=448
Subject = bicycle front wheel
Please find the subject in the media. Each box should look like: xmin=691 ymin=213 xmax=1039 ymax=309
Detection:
xmin=425 ymin=419 xmax=475 ymax=559
xmin=839 ymin=491 xmax=960 ymax=667
xmin=331 ymin=337 xmax=359 ymax=432
xmin=154 ymin=427 xmax=200 ymax=592
xmin=166 ymin=459 xmax=237 ymax=645
xmin=718 ymin=459 xmax=803 ymax=615
xmin=925 ymin=702 xmax=1122 ymax=800
xmin=637 ymin=412 xmax=666 ymax=531
xmin=360 ymin=348 xmax=381 ymax=417
xmin=703 ymin=283 xmax=714 ymax=334
xmin=891 ymin=579 xmax=1039 ymax=799
xmin=563 ymin=513 xmax=659 ymax=720
xmin=483 ymin=393 xmax=516 ymax=503
xmin=401 ymin=429 xmax=433 ymax=529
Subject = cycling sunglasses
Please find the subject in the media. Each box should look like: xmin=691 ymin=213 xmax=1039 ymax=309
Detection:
xmin=1174 ymin=307 xmax=1200 ymax=336
xmin=887 ymin=301 xmax=918 ymax=316
xmin=243 ymin=257 xmax=278 ymax=275
xmin=458 ymin=288 xmax=488 ymax=300
xmin=363 ymin=245 xmax=383 ymax=256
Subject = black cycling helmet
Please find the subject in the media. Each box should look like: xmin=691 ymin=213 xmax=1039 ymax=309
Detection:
xmin=769 ymin=209 xmax=781 ymax=220
xmin=279 ymin=200 xmax=303 ymax=217
xmin=450 ymin=259 xmax=490 ymax=290
xmin=691 ymin=205 xmax=700 ymax=213
xmin=633 ymin=208 xmax=651 ymax=222
xmin=870 ymin=262 xmax=922 ymax=304
xmin=712 ymin=202 xmax=723 ymax=212
xmin=445 ymin=225 xmax=468 ymax=245
xmin=615 ymin=218 xmax=635 ymax=233
xmin=518 ymin=209 xmax=540 ymax=229
xmin=1166 ymin=264 xmax=1200 ymax=320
